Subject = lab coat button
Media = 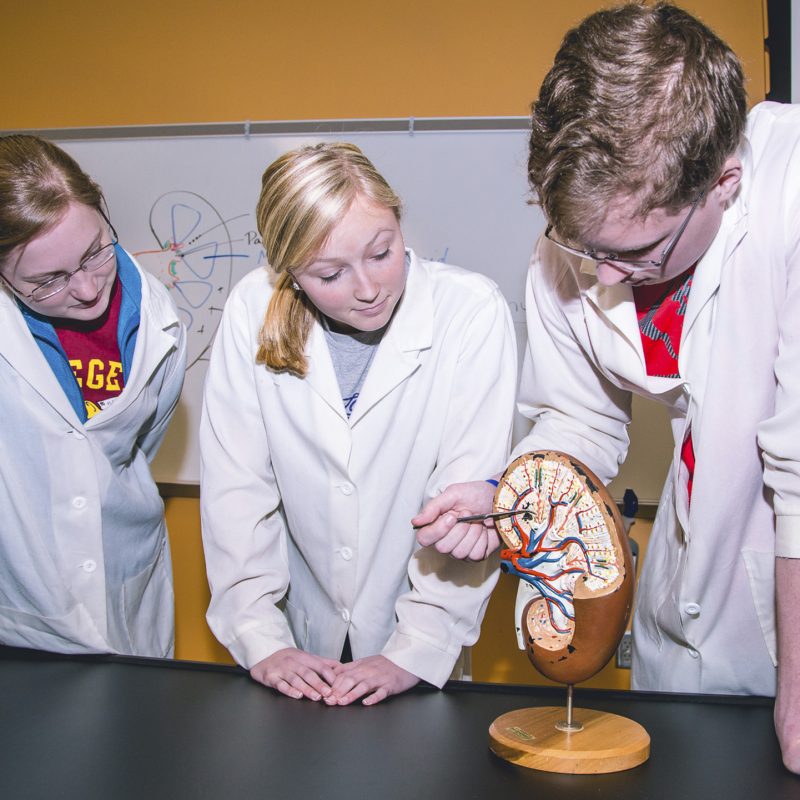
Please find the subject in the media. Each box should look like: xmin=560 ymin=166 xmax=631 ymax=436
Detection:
xmin=340 ymin=547 xmax=353 ymax=561
xmin=339 ymin=483 xmax=353 ymax=496
xmin=72 ymin=496 xmax=87 ymax=510
xmin=687 ymin=646 xmax=700 ymax=659
xmin=341 ymin=609 xmax=351 ymax=622
xmin=82 ymin=560 xmax=97 ymax=573
xmin=685 ymin=603 xmax=701 ymax=617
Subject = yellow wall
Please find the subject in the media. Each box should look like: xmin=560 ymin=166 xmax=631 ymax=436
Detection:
xmin=8 ymin=2 xmax=767 ymax=678
xmin=165 ymin=497 xmax=233 ymax=664
xmin=2 ymin=1 xmax=765 ymax=129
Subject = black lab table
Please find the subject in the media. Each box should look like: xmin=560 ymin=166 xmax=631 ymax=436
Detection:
xmin=0 ymin=646 xmax=796 ymax=799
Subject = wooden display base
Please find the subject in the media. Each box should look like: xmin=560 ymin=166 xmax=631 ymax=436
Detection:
xmin=489 ymin=706 xmax=650 ymax=774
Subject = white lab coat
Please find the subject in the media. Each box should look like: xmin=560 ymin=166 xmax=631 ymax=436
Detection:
xmin=200 ymin=250 xmax=517 ymax=687
xmin=0 ymin=252 xmax=186 ymax=656
xmin=512 ymin=102 xmax=800 ymax=696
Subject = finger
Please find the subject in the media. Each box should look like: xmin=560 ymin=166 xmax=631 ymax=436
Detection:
xmin=335 ymin=680 xmax=373 ymax=706
xmin=317 ymin=664 xmax=338 ymax=688
xmin=286 ymin=673 xmax=329 ymax=701
xmin=274 ymin=678 xmax=304 ymax=700
xmin=362 ymin=686 xmax=390 ymax=706
xmin=448 ymin=523 xmax=484 ymax=560
xmin=323 ymin=685 xmax=349 ymax=705
xmin=327 ymin=671 xmax=358 ymax=698
xmin=297 ymin=668 xmax=334 ymax=700
xmin=466 ymin=532 xmax=489 ymax=561
xmin=415 ymin=512 xmax=459 ymax=547
xmin=467 ymin=529 xmax=501 ymax=561
xmin=432 ymin=521 xmax=481 ymax=556
xmin=411 ymin=491 xmax=458 ymax=527
xmin=303 ymin=656 xmax=340 ymax=691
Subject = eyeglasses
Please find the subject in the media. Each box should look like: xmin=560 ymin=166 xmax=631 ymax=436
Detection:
xmin=6 ymin=216 xmax=118 ymax=302
xmin=544 ymin=191 xmax=705 ymax=270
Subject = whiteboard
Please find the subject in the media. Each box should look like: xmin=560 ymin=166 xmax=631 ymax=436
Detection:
xmin=58 ymin=126 xmax=671 ymax=504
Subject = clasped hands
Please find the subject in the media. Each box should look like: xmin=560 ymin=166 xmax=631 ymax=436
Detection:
xmin=250 ymin=648 xmax=419 ymax=706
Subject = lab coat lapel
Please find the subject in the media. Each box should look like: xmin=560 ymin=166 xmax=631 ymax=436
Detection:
xmin=122 ymin=289 xmax=179 ymax=397
xmin=582 ymin=267 xmax=645 ymax=376
xmin=349 ymin=251 xmax=433 ymax=425
xmin=0 ymin=295 xmax=83 ymax=426
xmin=683 ymin=193 xmax=747 ymax=342
xmin=304 ymin=321 xmax=349 ymax=422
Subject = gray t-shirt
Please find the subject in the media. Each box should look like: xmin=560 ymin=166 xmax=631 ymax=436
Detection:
xmin=323 ymin=322 xmax=386 ymax=417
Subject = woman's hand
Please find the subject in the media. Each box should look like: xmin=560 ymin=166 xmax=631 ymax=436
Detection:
xmin=325 ymin=655 xmax=419 ymax=706
xmin=250 ymin=647 xmax=341 ymax=701
xmin=412 ymin=480 xmax=500 ymax=560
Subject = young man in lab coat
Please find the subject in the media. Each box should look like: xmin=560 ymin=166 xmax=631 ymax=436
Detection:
xmin=412 ymin=3 xmax=800 ymax=772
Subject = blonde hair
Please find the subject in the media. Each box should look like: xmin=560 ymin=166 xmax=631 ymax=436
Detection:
xmin=255 ymin=142 xmax=402 ymax=377
xmin=0 ymin=135 xmax=105 ymax=268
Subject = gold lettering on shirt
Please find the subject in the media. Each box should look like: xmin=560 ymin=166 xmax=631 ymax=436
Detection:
xmin=86 ymin=358 xmax=105 ymax=390
xmin=69 ymin=359 xmax=84 ymax=387
xmin=106 ymin=361 xmax=122 ymax=391
xmin=69 ymin=358 xmax=123 ymax=392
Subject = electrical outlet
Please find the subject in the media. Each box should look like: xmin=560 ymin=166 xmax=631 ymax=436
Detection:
xmin=616 ymin=631 xmax=633 ymax=669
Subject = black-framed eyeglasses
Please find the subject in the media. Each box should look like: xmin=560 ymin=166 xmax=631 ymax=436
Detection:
xmin=5 ymin=212 xmax=119 ymax=302
xmin=544 ymin=191 xmax=706 ymax=270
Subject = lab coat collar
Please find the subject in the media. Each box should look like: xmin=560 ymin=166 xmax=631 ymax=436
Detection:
xmin=121 ymin=253 xmax=181 ymax=389
xmin=349 ymin=249 xmax=433 ymax=424
xmin=579 ymin=142 xmax=752 ymax=373
xmin=303 ymin=248 xmax=434 ymax=424
xmin=581 ymin=263 xmax=644 ymax=369
xmin=683 ymin=140 xmax=751 ymax=339
xmin=0 ymin=289 xmax=82 ymax=426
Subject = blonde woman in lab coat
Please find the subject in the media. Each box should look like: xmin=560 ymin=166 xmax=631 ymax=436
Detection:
xmin=200 ymin=142 xmax=517 ymax=705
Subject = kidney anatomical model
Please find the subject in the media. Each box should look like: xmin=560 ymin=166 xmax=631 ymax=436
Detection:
xmin=494 ymin=451 xmax=634 ymax=685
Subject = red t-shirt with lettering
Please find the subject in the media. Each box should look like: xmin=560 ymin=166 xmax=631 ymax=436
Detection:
xmin=54 ymin=277 xmax=125 ymax=419
xmin=633 ymin=267 xmax=696 ymax=500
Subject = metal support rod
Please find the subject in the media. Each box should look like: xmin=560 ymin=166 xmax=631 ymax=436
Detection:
xmin=555 ymin=683 xmax=584 ymax=733
xmin=566 ymin=683 xmax=575 ymax=726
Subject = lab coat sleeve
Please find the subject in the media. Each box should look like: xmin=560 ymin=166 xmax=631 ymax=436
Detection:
xmin=383 ymin=285 xmax=517 ymax=687
xmin=759 ymin=131 xmax=800 ymax=559
xmin=199 ymin=286 xmax=296 ymax=668
xmin=511 ymin=239 xmax=632 ymax=485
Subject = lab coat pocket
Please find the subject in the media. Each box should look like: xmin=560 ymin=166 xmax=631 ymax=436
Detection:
xmin=284 ymin=599 xmax=309 ymax=650
xmin=741 ymin=548 xmax=777 ymax=667
xmin=0 ymin=602 xmax=108 ymax=653
xmin=122 ymin=539 xmax=174 ymax=657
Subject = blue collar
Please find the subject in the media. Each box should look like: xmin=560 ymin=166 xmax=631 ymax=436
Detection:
xmin=18 ymin=244 xmax=142 ymax=423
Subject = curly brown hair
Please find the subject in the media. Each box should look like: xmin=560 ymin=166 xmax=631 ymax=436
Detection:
xmin=528 ymin=2 xmax=747 ymax=242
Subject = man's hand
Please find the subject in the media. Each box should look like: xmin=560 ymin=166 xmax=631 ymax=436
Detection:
xmin=411 ymin=480 xmax=500 ymax=560
xmin=325 ymin=655 xmax=419 ymax=706
xmin=250 ymin=648 xmax=340 ymax=701
xmin=775 ymin=557 xmax=800 ymax=773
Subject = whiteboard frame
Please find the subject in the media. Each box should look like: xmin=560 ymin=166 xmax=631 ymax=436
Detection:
xmin=2 ymin=116 xmax=530 ymax=140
